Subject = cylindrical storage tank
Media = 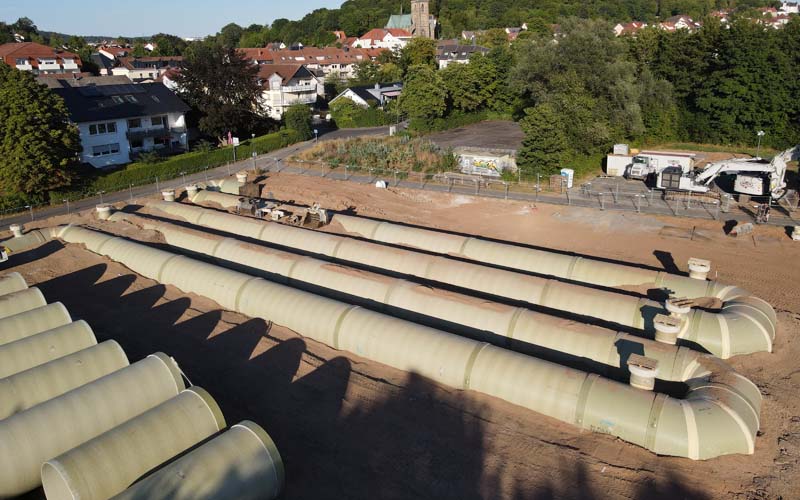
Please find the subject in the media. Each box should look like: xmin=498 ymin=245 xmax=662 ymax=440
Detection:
xmin=0 ymin=302 xmax=72 ymax=346
xmin=0 ymin=352 xmax=184 ymax=498
xmin=110 ymin=421 xmax=284 ymax=500
xmin=0 ymin=320 xmax=96 ymax=378
xmin=0 ymin=287 xmax=47 ymax=319
xmin=0 ymin=340 xmax=129 ymax=419
xmin=96 ymin=204 xmax=113 ymax=220
xmin=42 ymin=388 xmax=226 ymax=500
xmin=0 ymin=272 xmax=27 ymax=296
xmin=1 ymin=229 xmax=49 ymax=254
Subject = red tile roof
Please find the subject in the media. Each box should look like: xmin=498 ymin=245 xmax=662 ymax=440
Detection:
xmin=0 ymin=42 xmax=82 ymax=69
xmin=257 ymin=64 xmax=308 ymax=86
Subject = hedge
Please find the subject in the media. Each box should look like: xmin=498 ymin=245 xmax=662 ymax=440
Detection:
xmin=50 ymin=129 xmax=303 ymax=203
xmin=330 ymin=98 xmax=392 ymax=129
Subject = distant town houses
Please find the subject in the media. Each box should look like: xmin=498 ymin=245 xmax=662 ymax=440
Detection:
xmin=0 ymin=42 xmax=81 ymax=74
xmin=111 ymin=56 xmax=183 ymax=82
xmin=37 ymin=75 xmax=189 ymax=168
xmin=461 ymin=23 xmax=529 ymax=43
xmin=238 ymin=46 xmax=386 ymax=80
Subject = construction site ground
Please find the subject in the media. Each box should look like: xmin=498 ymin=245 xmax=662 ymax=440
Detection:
xmin=6 ymin=171 xmax=800 ymax=499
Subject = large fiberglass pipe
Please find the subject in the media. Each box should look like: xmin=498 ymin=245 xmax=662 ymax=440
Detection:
xmin=56 ymin=224 xmax=761 ymax=460
xmin=151 ymin=198 xmax=774 ymax=358
xmin=0 ymin=340 xmax=129 ymax=419
xmin=0 ymin=302 xmax=72 ymax=345
xmin=0 ymin=352 xmax=184 ymax=498
xmin=111 ymin=421 xmax=284 ymax=500
xmin=0 ymin=287 xmax=47 ymax=319
xmin=111 ymin=212 xmax=719 ymax=383
xmin=42 ymin=388 xmax=226 ymax=500
xmin=0 ymin=272 xmax=27 ymax=296
xmin=0 ymin=320 xmax=96 ymax=378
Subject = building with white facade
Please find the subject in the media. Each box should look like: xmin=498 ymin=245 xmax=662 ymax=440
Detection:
xmin=352 ymin=29 xmax=412 ymax=51
xmin=40 ymin=76 xmax=190 ymax=168
xmin=257 ymin=65 xmax=321 ymax=120
xmin=0 ymin=42 xmax=81 ymax=74
xmin=111 ymin=56 xmax=183 ymax=82
xmin=330 ymin=82 xmax=403 ymax=108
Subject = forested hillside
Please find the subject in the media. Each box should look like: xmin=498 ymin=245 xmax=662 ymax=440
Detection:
xmin=249 ymin=0 xmax=775 ymax=43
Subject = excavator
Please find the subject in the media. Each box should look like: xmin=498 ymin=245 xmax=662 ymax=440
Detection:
xmin=656 ymin=146 xmax=798 ymax=202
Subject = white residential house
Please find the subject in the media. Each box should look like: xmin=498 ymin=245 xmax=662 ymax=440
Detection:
xmin=352 ymin=29 xmax=412 ymax=51
xmin=112 ymin=56 xmax=183 ymax=82
xmin=258 ymin=65 xmax=322 ymax=120
xmin=781 ymin=1 xmax=799 ymax=14
xmin=436 ymin=44 xmax=490 ymax=69
xmin=40 ymin=76 xmax=190 ymax=168
xmin=330 ymin=82 xmax=403 ymax=108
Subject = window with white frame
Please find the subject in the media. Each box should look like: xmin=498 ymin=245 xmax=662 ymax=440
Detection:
xmin=89 ymin=122 xmax=117 ymax=135
xmin=91 ymin=143 xmax=120 ymax=157
xmin=150 ymin=115 xmax=167 ymax=128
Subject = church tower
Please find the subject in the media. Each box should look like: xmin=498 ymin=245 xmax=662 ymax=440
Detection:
xmin=411 ymin=0 xmax=433 ymax=38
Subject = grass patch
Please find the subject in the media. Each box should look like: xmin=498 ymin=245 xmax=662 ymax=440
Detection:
xmin=641 ymin=141 xmax=778 ymax=158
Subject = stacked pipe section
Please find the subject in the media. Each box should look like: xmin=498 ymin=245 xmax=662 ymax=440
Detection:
xmin=0 ymin=271 xmax=285 ymax=499
xmin=111 ymin=211 xmax=715 ymax=384
xmin=154 ymin=198 xmax=774 ymax=358
xmin=56 ymin=224 xmax=761 ymax=459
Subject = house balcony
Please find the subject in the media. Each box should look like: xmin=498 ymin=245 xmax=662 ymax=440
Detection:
xmin=15 ymin=63 xmax=33 ymax=71
xmin=38 ymin=61 xmax=60 ymax=72
xmin=282 ymin=84 xmax=317 ymax=93
xmin=126 ymin=126 xmax=171 ymax=141
xmin=62 ymin=62 xmax=80 ymax=71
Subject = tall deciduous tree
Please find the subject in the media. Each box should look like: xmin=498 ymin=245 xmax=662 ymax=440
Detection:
xmin=517 ymin=104 xmax=568 ymax=176
xmin=399 ymin=38 xmax=437 ymax=74
xmin=176 ymin=42 xmax=269 ymax=141
xmin=0 ymin=64 xmax=80 ymax=197
xmin=283 ymin=104 xmax=313 ymax=140
xmin=400 ymin=64 xmax=447 ymax=121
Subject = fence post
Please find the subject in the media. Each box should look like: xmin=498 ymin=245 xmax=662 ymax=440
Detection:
xmin=64 ymin=199 xmax=70 ymax=215
xmin=27 ymin=205 xmax=34 ymax=221
xmin=345 ymin=165 xmax=349 ymax=180
xmin=155 ymin=176 xmax=160 ymax=193
xmin=504 ymin=183 xmax=509 ymax=200
xmin=599 ymin=192 xmax=605 ymax=210
xmin=635 ymin=194 xmax=641 ymax=213
xmin=714 ymin=200 xmax=720 ymax=220
xmin=394 ymin=170 xmax=398 ymax=186
xmin=129 ymin=184 xmax=134 ymax=202
xmin=566 ymin=189 xmax=571 ymax=205
xmin=474 ymin=179 xmax=479 ymax=195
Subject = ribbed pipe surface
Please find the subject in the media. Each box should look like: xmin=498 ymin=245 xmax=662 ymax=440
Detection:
xmin=154 ymin=199 xmax=775 ymax=358
xmin=42 ymin=388 xmax=226 ymax=500
xmin=58 ymin=224 xmax=761 ymax=459
xmin=110 ymin=421 xmax=284 ymax=500
xmin=0 ymin=272 xmax=27 ymax=296
xmin=0 ymin=340 xmax=129 ymax=420
xmin=0 ymin=287 xmax=47 ymax=319
xmin=0 ymin=352 xmax=184 ymax=498
xmin=0 ymin=320 xmax=96 ymax=378
xmin=112 ymin=212 xmax=710 ymax=383
xmin=0 ymin=302 xmax=72 ymax=346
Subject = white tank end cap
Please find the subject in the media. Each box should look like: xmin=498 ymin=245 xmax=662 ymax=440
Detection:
xmin=95 ymin=204 xmax=113 ymax=220
xmin=162 ymin=190 xmax=176 ymax=202
xmin=688 ymin=257 xmax=711 ymax=280
xmin=236 ymin=172 xmax=249 ymax=183
xmin=666 ymin=297 xmax=692 ymax=316
xmin=9 ymin=224 xmax=23 ymax=238
xmin=185 ymin=184 xmax=199 ymax=197
xmin=627 ymin=354 xmax=659 ymax=391
xmin=653 ymin=313 xmax=681 ymax=344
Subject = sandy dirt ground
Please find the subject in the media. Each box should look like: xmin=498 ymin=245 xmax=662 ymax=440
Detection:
xmin=4 ymin=171 xmax=800 ymax=500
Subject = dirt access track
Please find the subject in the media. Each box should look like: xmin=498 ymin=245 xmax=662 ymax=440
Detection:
xmin=6 ymin=170 xmax=800 ymax=500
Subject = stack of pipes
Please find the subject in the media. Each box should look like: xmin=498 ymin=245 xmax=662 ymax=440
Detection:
xmin=0 ymin=273 xmax=283 ymax=499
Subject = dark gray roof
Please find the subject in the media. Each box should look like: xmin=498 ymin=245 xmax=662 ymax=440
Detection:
xmin=50 ymin=81 xmax=190 ymax=123
xmin=345 ymin=82 xmax=403 ymax=104
xmin=90 ymin=52 xmax=115 ymax=72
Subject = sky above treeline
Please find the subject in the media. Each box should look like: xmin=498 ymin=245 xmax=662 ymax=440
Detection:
xmin=0 ymin=0 xmax=342 ymax=38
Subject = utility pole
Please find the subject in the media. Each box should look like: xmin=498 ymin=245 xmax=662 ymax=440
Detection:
xmin=756 ymin=130 xmax=765 ymax=159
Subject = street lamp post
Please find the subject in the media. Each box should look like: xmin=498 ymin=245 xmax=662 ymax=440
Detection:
xmin=63 ymin=199 xmax=69 ymax=215
xmin=314 ymin=128 xmax=319 ymax=142
xmin=756 ymin=130 xmax=765 ymax=159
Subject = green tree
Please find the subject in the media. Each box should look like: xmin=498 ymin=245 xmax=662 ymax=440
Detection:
xmin=131 ymin=42 xmax=147 ymax=57
xmin=517 ymin=104 xmax=568 ymax=176
xmin=0 ymin=64 xmax=81 ymax=197
xmin=283 ymin=104 xmax=313 ymax=140
xmin=399 ymin=38 xmax=437 ymax=74
xmin=400 ymin=64 xmax=447 ymax=121
xmin=218 ymin=23 xmax=244 ymax=48
xmin=176 ymin=41 xmax=269 ymax=140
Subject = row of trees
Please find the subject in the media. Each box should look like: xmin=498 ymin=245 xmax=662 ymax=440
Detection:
xmin=392 ymin=16 xmax=799 ymax=177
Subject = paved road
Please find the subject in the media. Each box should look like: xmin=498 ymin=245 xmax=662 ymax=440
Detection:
xmin=3 ymin=124 xmax=797 ymax=230
xmin=0 ymin=126 xmax=391 ymax=227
